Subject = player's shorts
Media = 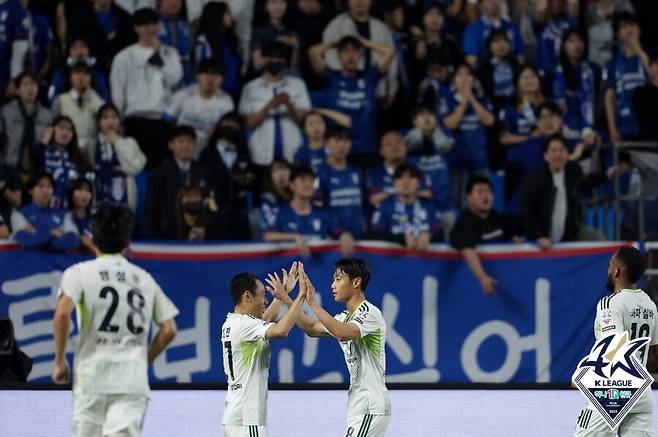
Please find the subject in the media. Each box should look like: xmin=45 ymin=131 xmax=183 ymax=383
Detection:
xmin=574 ymin=407 xmax=654 ymax=437
xmin=223 ymin=424 xmax=268 ymax=437
xmin=345 ymin=414 xmax=390 ymax=437
xmin=73 ymin=393 xmax=148 ymax=437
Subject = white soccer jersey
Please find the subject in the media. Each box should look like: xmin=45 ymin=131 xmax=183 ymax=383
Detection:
xmin=58 ymin=255 xmax=179 ymax=396
xmin=334 ymin=300 xmax=391 ymax=417
xmin=592 ymin=289 xmax=658 ymax=413
xmin=221 ymin=313 xmax=274 ymax=426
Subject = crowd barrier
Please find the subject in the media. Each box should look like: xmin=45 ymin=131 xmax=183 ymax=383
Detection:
xmin=0 ymin=240 xmax=627 ymax=383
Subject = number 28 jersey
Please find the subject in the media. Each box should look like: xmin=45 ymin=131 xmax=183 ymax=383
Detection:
xmin=58 ymin=255 xmax=179 ymax=396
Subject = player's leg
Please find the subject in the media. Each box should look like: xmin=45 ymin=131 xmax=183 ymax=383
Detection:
xmin=573 ymin=407 xmax=616 ymax=437
xmin=345 ymin=414 xmax=390 ymax=437
xmin=617 ymin=411 xmax=654 ymax=437
xmin=72 ymin=394 xmax=106 ymax=437
xmin=223 ymin=425 xmax=268 ymax=437
xmin=103 ymin=394 xmax=148 ymax=437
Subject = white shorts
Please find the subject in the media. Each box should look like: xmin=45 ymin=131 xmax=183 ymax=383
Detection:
xmin=223 ymin=424 xmax=268 ymax=437
xmin=73 ymin=393 xmax=148 ymax=437
xmin=345 ymin=414 xmax=390 ymax=437
xmin=574 ymin=407 xmax=654 ymax=437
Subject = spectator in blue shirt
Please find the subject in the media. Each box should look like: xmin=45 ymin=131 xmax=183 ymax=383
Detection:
xmin=195 ymin=2 xmax=241 ymax=96
xmin=31 ymin=116 xmax=93 ymax=209
xmin=264 ymin=165 xmax=354 ymax=257
xmin=416 ymin=49 xmax=452 ymax=116
xmin=293 ymin=109 xmax=351 ymax=172
xmin=260 ymin=158 xmax=292 ymax=232
xmin=462 ymin=0 xmax=525 ymax=67
xmin=367 ymin=131 xmax=410 ymax=207
xmin=10 ymin=171 xmax=79 ymax=251
xmin=553 ymin=29 xmax=600 ymax=144
xmin=533 ymin=0 xmax=579 ymax=79
xmin=604 ymin=12 xmax=650 ymax=142
xmin=309 ymin=35 xmax=395 ymax=167
xmin=477 ymin=28 xmax=519 ymax=113
xmin=441 ymin=62 xmax=495 ymax=202
xmin=158 ymin=0 xmax=193 ymax=86
xmin=0 ymin=0 xmax=28 ymax=96
xmin=18 ymin=0 xmax=54 ymax=85
xmin=48 ymin=37 xmax=110 ymax=103
xmin=315 ymin=126 xmax=365 ymax=239
xmin=370 ymin=163 xmax=441 ymax=250
xmin=66 ymin=176 xmax=94 ymax=251
xmin=499 ymin=65 xmax=546 ymax=149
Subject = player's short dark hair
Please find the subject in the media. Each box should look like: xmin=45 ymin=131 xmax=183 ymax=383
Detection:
xmin=613 ymin=11 xmax=640 ymax=36
xmin=393 ymin=163 xmax=421 ymax=180
xmin=169 ymin=124 xmax=196 ymax=142
xmin=336 ymin=35 xmax=363 ymax=52
xmin=537 ymin=101 xmax=563 ymax=118
xmin=466 ymin=175 xmax=492 ymax=194
xmin=90 ymin=202 xmax=135 ymax=254
xmin=196 ymin=59 xmax=226 ymax=76
xmin=28 ymin=171 xmax=55 ymax=191
xmin=326 ymin=126 xmax=351 ymax=141
xmin=334 ymin=258 xmax=371 ymax=292
xmin=615 ymin=246 xmax=646 ymax=284
xmin=133 ymin=8 xmax=159 ymax=26
xmin=411 ymin=104 xmax=435 ymax=119
xmin=230 ymin=272 xmax=259 ymax=305
xmin=262 ymin=40 xmax=289 ymax=60
xmin=543 ymin=133 xmax=568 ymax=152
xmin=290 ymin=165 xmax=315 ymax=181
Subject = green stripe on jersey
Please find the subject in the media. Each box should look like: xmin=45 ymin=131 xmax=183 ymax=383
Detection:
xmin=241 ymin=341 xmax=261 ymax=366
xmin=77 ymin=293 xmax=90 ymax=331
xmin=360 ymin=330 xmax=382 ymax=358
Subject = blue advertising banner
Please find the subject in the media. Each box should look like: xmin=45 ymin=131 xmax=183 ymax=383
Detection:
xmin=0 ymin=241 xmax=624 ymax=383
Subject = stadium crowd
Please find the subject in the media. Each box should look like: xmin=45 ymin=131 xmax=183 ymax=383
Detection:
xmin=1 ymin=0 xmax=658 ymax=277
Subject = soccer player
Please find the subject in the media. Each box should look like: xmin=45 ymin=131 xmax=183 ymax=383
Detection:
xmin=574 ymin=247 xmax=658 ymax=436
xmin=51 ymin=202 xmax=179 ymax=437
xmin=221 ymin=262 xmax=307 ymax=437
xmin=279 ymin=258 xmax=391 ymax=437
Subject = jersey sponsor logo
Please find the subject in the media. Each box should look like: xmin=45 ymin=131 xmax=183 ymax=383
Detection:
xmin=572 ymin=331 xmax=654 ymax=430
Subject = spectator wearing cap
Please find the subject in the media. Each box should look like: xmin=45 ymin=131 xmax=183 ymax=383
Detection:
xmin=164 ymin=60 xmax=235 ymax=158
xmin=370 ymin=163 xmax=441 ymax=251
xmin=264 ymin=165 xmax=354 ymax=257
xmin=462 ymin=0 xmax=525 ymax=67
xmin=238 ymin=41 xmax=311 ymax=170
xmin=321 ymin=0 xmax=398 ymax=106
xmin=86 ymin=103 xmax=146 ymax=210
xmin=110 ymin=7 xmax=183 ymax=169
xmin=604 ymin=12 xmax=649 ymax=143
xmin=52 ymin=62 xmax=105 ymax=151
xmin=315 ymin=126 xmax=365 ymax=239
xmin=145 ymin=125 xmax=211 ymax=239
xmin=55 ymin=0 xmax=135 ymax=73
xmin=48 ymin=37 xmax=110 ymax=103
xmin=308 ymin=35 xmax=394 ymax=167
xmin=450 ymin=175 xmax=517 ymax=295
xmin=158 ymin=0 xmax=193 ymax=86
xmin=0 ymin=72 xmax=52 ymax=183
xmin=11 ymin=171 xmax=79 ymax=251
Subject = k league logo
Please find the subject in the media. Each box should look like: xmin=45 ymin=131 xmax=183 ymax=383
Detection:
xmin=572 ymin=332 xmax=654 ymax=430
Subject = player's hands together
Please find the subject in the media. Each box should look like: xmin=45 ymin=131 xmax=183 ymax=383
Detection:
xmin=282 ymin=261 xmax=300 ymax=293
xmin=52 ymin=360 xmax=70 ymax=384
xmin=300 ymin=268 xmax=317 ymax=306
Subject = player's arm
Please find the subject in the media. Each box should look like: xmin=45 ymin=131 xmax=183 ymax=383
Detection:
xmin=302 ymin=272 xmax=360 ymax=342
xmin=148 ymin=318 xmax=177 ymax=363
xmin=52 ymin=294 xmax=74 ymax=384
xmin=263 ymin=262 xmax=300 ymax=322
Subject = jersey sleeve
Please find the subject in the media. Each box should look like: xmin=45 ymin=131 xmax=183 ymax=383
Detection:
xmin=58 ymin=265 xmax=84 ymax=304
xmin=348 ymin=306 xmax=383 ymax=339
xmin=152 ymin=280 xmax=180 ymax=324
xmin=242 ymin=316 xmax=275 ymax=341
xmin=594 ymin=296 xmax=624 ymax=340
